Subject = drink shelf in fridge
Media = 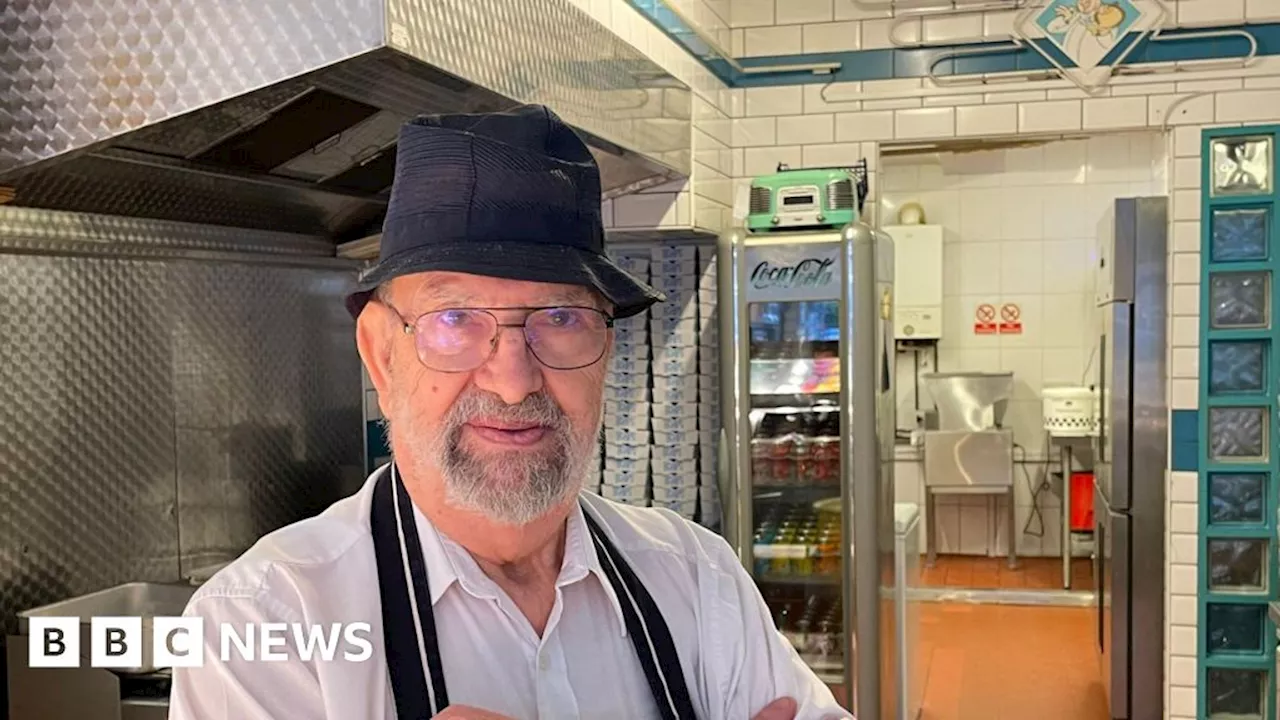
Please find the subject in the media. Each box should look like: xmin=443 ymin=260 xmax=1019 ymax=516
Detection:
xmin=752 ymin=546 xmax=840 ymax=575
xmin=752 ymin=485 xmax=841 ymax=504
xmin=813 ymin=671 xmax=844 ymax=685
xmin=749 ymin=358 xmax=840 ymax=395
xmin=750 ymin=423 xmax=841 ymax=487
xmin=751 ymin=393 xmax=840 ymax=409
xmin=767 ymin=586 xmax=845 ymax=684
xmin=752 ymin=543 xmax=825 ymax=559
xmin=805 ymin=659 xmax=844 ymax=676
xmin=755 ymin=560 xmax=841 ymax=582
xmin=756 ymin=573 xmax=839 ymax=586
xmin=749 ymin=340 xmax=839 ymax=359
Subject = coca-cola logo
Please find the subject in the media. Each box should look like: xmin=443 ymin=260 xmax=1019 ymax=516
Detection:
xmin=750 ymin=258 xmax=834 ymax=290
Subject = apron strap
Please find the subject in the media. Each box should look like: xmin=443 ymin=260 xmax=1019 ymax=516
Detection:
xmin=372 ymin=466 xmax=449 ymax=717
xmin=372 ymin=464 xmax=698 ymax=720
xmin=581 ymin=508 xmax=700 ymax=720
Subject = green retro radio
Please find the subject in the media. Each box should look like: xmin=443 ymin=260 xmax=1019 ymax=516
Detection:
xmin=745 ymin=161 xmax=869 ymax=233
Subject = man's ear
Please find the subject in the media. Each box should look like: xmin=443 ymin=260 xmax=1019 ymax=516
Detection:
xmin=356 ymin=301 xmax=396 ymax=411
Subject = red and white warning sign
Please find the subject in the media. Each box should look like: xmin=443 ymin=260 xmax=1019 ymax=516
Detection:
xmin=974 ymin=303 xmax=997 ymax=334
xmin=999 ymin=303 xmax=1022 ymax=334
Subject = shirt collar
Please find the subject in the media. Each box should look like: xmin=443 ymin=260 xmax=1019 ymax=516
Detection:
xmin=408 ymin=495 xmax=629 ymax=638
xmin=406 ymin=502 xmax=465 ymax=606
xmin=564 ymin=499 xmax=629 ymax=638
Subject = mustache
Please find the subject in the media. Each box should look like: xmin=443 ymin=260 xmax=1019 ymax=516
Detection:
xmin=442 ymin=388 xmax=570 ymax=434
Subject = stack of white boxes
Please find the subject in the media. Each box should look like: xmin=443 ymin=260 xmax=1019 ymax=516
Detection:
xmin=599 ymin=248 xmax=653 ymax=507
xmin=648 ymin=244 xmax=701 ymax=520
xmin=695 ymin=249 xmax=720 ymax=530
xmin=591 ymin=242 xmax=724 ymax=535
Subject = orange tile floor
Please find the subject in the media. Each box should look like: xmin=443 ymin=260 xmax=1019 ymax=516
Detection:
xmin=921 ymin=554 xmax=1093 ymax=591
xmin=826 ymin=563 xmax=1108 ymax=720
xmin=910 ymin=603 xmax=1108 ymax=720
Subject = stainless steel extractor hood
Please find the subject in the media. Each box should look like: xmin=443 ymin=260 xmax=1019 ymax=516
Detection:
xmin=922 ymin=371 xmax=1014 ymax=431
xmin=0 ymin=0 xmax=693 ymax=243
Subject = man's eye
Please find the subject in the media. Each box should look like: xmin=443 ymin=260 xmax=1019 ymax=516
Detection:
xmin=546 ymin=309 xmax=581 ymax=327
xmin=440 ymin=310 xmax=473 ymax=327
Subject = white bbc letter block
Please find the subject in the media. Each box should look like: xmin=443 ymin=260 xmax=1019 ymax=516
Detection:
xmin=91 ymin=617 xmax=142 ymax=669
xmin=153 ymin=617 xmax=204 ymax=668
xmin=343 ymin=623 xmax=374 ymax=662
xmin=260 ymin=622 xmax=290 ymax=661
xmin=28 ymin=617 xmax=80 ymax=668
xmin=221 ymin=623 xmax=255 ymax=661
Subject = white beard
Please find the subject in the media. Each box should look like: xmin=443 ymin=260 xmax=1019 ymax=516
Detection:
xmin=387 ymin=388 xmax=602 ymax=526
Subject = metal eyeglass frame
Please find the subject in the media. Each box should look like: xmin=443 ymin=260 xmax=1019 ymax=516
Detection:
xmin=384 ymin=304 xmax=616 ymax=372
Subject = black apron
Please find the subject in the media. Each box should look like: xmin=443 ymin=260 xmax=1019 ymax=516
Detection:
xmin=371 ymin=465 xmax=699 ymax=719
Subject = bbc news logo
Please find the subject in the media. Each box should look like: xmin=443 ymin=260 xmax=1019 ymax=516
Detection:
xmin=27 ymin=617 xmax=374 ymax=668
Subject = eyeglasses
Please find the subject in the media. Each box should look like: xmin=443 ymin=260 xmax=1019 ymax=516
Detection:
xmin=386 ymin=305 xmax=615 ymax=372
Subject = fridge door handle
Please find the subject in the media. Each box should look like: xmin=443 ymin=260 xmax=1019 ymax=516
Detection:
xmin=718 ymin=426 xmax=728 ymax=491
xmin=1107 ymin=303 xmax=1133 ymax=509
xmin=719 ymin=424 xmax=748 ymax=566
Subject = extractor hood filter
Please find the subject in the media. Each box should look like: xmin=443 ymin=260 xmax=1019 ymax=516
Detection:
xmin=0 ymin=0 xmax=693 ymax=241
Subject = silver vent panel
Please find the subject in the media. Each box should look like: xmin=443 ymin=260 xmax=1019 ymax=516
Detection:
xmin=749 ymin=186 xmax=772 ymax=215
xmin=827 ymin=179 xmax=855 ymax=211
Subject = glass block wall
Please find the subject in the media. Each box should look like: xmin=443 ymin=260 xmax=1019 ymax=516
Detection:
xmin=1200 ymin=125 xmax=1280 ymax=720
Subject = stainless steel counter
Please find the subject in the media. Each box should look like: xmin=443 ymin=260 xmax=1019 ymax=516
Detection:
xmin=7 ymin=582 xmax=195 ymax=720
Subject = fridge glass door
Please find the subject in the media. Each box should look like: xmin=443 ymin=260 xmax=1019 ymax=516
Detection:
xmin=747 ymin=298 xmax=845 ymax=683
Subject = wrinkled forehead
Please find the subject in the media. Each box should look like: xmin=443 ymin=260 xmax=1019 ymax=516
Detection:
xmin=392 ymin=271 xmax=604 ymax=310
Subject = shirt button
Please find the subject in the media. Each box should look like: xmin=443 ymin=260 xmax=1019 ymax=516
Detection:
xmin=538 ymin=653 xmax=550 ymax=671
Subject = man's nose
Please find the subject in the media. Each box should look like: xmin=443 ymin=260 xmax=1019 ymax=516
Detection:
xmin=472 ymin=326 xmax=543 ymax=405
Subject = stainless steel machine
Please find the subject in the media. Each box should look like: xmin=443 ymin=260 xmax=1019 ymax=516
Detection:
xmin=717 ymin=221 xmax=909 ymax=719
xmin=1092 ymin=196 xmax=1168 ymax=720
xmin=6 ymin=583 xmax=197 ymax=720
xmin=921 ymin=371 xmax=1017 ymax=567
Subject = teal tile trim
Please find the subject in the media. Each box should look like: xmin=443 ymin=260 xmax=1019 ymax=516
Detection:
xmin=1171 ymin=409 xmax=1200 ymax=472
xmin=732 ymin=24 xmax=1280 ymax=87
xmin=1198 ymin=125 xmax=1280 ymax=720
xmin=622 ymin=3 xmax=1280 ymax=89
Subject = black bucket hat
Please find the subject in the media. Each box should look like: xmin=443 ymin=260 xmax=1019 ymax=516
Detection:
xmin=344 ymin=104 xmax=665 ymax=319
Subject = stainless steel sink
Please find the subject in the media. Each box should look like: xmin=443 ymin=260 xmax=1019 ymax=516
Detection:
xmin=18 ymin=582 xmax=197 ymax=674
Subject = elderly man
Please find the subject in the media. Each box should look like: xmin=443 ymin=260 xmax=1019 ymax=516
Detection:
xmin=168 ymin=105 xmax=852 ymax=720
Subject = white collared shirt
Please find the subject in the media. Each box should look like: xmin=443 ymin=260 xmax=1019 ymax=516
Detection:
xmin=167 ymin=465 xmax=853 ymax=720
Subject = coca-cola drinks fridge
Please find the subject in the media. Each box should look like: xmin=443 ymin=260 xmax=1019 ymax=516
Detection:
xmin=715 ymin=223 xmax=900 ymax=718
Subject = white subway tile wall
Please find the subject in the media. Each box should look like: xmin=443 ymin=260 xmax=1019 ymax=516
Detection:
xmin=879 ymin=132 xmax=1168 ymax=561
xmin=1248 ymin=0 xmax=1280 ymax=21
xmin=1178 ymin=0 xmax=1246 ymax=26
xmin=803 ymin=21 xmax=861 ymax=53
xmin=563 ymin=0 xmax=736 ymax=236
